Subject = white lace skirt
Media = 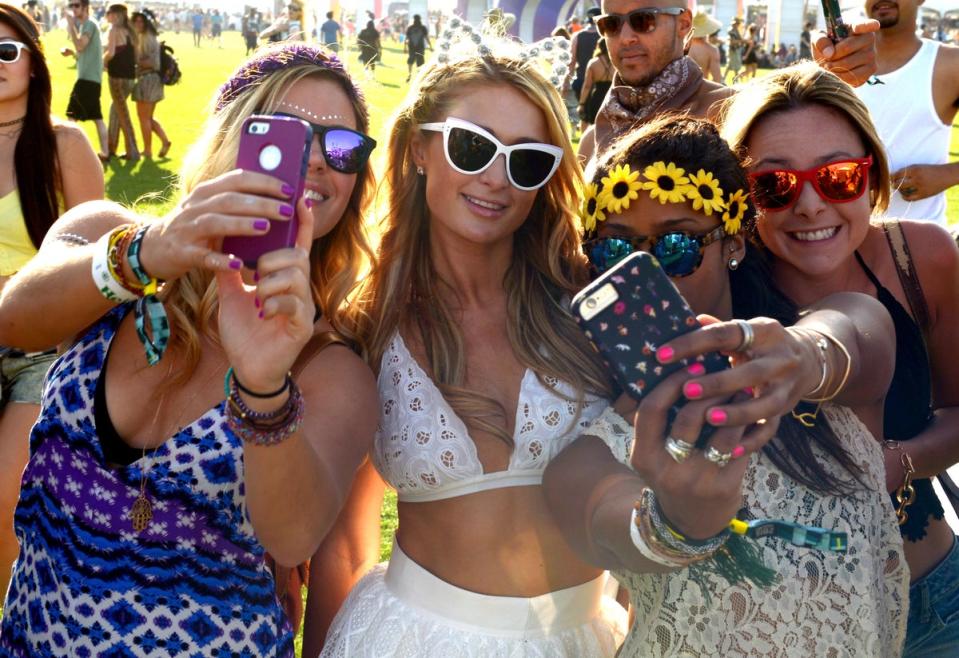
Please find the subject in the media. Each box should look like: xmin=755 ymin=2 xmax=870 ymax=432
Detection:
xmin=319 ymin=542 xmax=627 ymax=657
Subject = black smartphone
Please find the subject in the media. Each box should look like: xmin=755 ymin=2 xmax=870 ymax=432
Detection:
xmin=571 ymin=252 xmax=730 ymax=444
xmin=821 ymin=0 xmax=850 ymax=41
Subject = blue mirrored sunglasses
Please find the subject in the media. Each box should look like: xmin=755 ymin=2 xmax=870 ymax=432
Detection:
xmin=584 ymin=226 xmax=726 ymax=278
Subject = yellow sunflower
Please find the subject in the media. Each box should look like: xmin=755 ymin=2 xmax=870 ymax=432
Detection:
xmin=598 ymin=164 xmax=642 ymax=214
xmin=580 ymin=182 xmax=606 ymax=232
xmin=722 ymin=189 xmax=749 ymax=235
xmin=686 ymin=169 xmax=725 ymax=216
xmin=641 ymin=161 xmax=690 ymax=205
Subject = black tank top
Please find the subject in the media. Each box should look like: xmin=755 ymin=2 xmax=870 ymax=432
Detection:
xmin=107 ymin=34 xmax=136 ymax=80
xmin=574 ymin=30 xmax=600 ymax=82
xmin=855 ymin=250 xmax=942 ymax=540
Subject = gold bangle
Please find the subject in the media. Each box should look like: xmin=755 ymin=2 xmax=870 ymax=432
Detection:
xmin=801 ymin=329 xmax=852 ymax=403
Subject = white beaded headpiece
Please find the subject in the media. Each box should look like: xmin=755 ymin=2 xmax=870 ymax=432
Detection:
xmin=433 ymin=16 xmax=572 ymax=89
xmin=278 ymin=102 xmax=347 ymax=123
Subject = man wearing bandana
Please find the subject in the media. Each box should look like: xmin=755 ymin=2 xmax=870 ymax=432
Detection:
xmin=579 ymin=0 xmax=883 ymax=164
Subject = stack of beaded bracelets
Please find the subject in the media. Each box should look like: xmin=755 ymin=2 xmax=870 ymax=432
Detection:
xmin=630 ymin=487 xmax=730 ymax=568
xmin=223 ymin=368 xmax=304 ymax=446
xmin=92 ymin=224 xmax=169 ymax=365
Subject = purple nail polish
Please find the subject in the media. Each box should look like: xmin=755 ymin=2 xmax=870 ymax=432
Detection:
xmin=258 ymin=310 xmax=264 ymax=319
xmin=253 ymin=271 xmax=260 ymax=282
xmin=279 ymin=203 xmax=294 ymax=218
xmin=229 ymin=259 xmax=242 ymax=270
xmin=254 ymin=297 xmax=260 ymax=309
xmin=305 ymin=198 xmax=314 ymax=210
xmin=254 ymin=219 xmax=270 ymax=231
xmin=281 ymin=183 xmax=295 ymax=197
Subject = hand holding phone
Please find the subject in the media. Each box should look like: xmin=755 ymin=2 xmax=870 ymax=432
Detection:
xmin=221 ymin=115 xmax=312 ymax=269
xmin=820 ymin=0 xmax=850 ymax=41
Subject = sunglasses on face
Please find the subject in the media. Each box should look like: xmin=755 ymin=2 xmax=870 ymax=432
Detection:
xmin=595 ymin=7 xmax=686 ymax=37
xmin=418 ymin=117 xmax=563 ymax=191
xmin=274 ymin=112 xmax=376 ymax=174
xmin=68 ymin=3 xmax=81 ymax=8
xmin=748 ymin=156 xmax=873 ymax=212
xmin=585 ymin=225 xmax=726 ymax=278
xmin=0 ymin=41 xmax=29 ymax=64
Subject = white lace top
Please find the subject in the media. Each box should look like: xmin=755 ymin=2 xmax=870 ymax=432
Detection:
xmin=372 ymin=333 xmax=607 ymax=502
xmin=590 ymin=404 xmax=908 ymax=657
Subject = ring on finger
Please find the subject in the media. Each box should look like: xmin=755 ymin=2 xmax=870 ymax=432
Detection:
xmin=734 ymin=319 xmax=755 ymax=353
xmin=664 ymin=436 xmax=694 ymax=464
xmin=704 ymin=446 xmax=732 ymax=468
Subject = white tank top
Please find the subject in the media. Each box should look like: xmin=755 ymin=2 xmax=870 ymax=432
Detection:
xmin=854 ymin=39 xmax=950 ymax=225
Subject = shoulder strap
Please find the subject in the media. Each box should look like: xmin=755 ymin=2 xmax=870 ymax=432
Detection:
xmin=291 ymin=330 xmax=350 ymax=378
xmin=881 ymin=220 xmax=931 ymax=332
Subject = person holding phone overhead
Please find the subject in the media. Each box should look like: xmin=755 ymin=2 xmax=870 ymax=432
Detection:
xmin=544 ymin=114 xmax=908 ymax=656
xmin=0 ymin=43 xmax=379 ymax=656
xmin=722 ymin=62 xmax=959 ymax=658
xmin=313 ymin=30 xmax=627 ymax=657
xmin=0 ymin=2 xmax=103 ymax=600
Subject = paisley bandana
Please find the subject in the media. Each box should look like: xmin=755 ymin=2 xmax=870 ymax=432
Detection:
xmin=594 ymin=56 xmax=704 ymax=153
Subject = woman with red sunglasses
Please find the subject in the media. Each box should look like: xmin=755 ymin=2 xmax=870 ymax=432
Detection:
xmin=723 ymin=61 xmax=959 ymax=657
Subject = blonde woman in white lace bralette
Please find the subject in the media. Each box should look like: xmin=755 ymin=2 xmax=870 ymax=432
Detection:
xmin=307 ymin=42 xmax=631 ymax=657
xmin=545 ymin=115 xmax=909 ymax=657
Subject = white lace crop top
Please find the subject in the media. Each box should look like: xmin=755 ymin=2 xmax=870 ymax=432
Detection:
xmin=372 ymin=333 xmax=607 ymax=502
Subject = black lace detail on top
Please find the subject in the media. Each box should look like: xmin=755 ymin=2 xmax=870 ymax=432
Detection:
xmin=855 ymin=251 xmax=942 ymax=541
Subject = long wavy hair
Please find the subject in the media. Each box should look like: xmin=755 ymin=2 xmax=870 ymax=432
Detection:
xmin=593 ymin=115 xmax=864 ymax=495
xmin=351 ymin=53 xmax=613 ymax=445
xmin=163 ymin=44 xmax=375 ymax=385
xmin=0 ymin=3 xmax=58 ymax=250
xmin=719 ymin=62 xmax=891 ymax=215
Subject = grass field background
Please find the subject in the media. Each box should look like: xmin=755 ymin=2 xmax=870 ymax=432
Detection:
xmin=22 ymin=28 xmax=959 ymax=655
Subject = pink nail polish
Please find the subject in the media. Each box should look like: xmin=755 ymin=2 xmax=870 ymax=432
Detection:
xmin=657 ymin=346 xmax=674 ymax=362
xmin=258 ymin=310 xmax=264 ymax=319
xmin=687 ymin=363 xmax=705 ymax=376
xmin=744 ymin=386 xmax=755 ymax=397
xmin=684 ymin=382 xmax=703 ymax=399
xmin=229 ymin=259 xmax=242 ymax=270
xmin=732 ymin=445 xmax=746 ymax=459
xmin=708 ymin=408 xmax=727 ymax=425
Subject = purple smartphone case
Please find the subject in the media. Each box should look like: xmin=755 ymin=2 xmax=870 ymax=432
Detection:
xmin=571 ymin=251 xmax=728 ymax=401
xmin=221 ymin=115 xmax=312 ymax=268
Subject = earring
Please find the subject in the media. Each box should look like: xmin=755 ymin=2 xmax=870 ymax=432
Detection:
xmin=728 ymin=258 xmax=739 ymax=271
xmin=416 ymin=166 xmax=424 ymax=175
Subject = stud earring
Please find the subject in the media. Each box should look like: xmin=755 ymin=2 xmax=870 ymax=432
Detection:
xmin=416 ymin=166 xmax=424 ymax=175
xmin=728 ymin=258 xmax=739 ymax=271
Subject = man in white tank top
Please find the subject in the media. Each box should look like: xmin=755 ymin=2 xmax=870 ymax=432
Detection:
xmin=855 ymin=0 xmax=959 ymax=225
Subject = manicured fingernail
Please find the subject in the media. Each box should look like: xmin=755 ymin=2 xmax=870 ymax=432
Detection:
xmin=708 ymin=408 xmax=728 ymax=425
xmin=254 ymin=297 xmax=260 ymax=309
xmin=229 ymin=259 xmax=242 ymax=270
xmin=657 ymin=346 xmax=674 ymax=362
xmin=253 ymin=219 xmax=270 ymax=231
xmin=684 ymin=382 xmax=703 ymax=399
xmin=305 ymin=198 xmax=314 ymax=209
xmin=823 ymin=45 xmax=835 ymax=58
xmin=279 ymin=203 xmax=294 ymax=217
xmin=744 ymin=386 xmax=755 ymax=397
xmin=253 ymin=271 xmax=260 ymax=282
xmin=687 ymin=363 xmax=705 ymax=376
xmin=732 ymin=445 xmax=746 ymax=459
xmin=281 ymin=183 xmax=295 ymax=197
xmin=258 ymin=310 xmax=264 ymax=319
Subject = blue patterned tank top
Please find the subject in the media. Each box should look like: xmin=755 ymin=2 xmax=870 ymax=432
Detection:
xmin=0 ymin=304 xmax=294 ymax=657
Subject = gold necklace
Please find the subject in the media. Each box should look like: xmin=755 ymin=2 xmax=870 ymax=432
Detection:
xmin=0 ymin=116 xmax=25 ymax=128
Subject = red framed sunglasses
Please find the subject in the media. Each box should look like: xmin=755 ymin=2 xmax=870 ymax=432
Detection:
xmin=748 ymin=156 xmax=873 ymax=212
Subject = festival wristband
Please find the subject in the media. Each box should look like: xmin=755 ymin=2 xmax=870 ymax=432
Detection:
xmin=92 ymin=228 xmax=139 ymax=303
xmin=629 ymin=506 xmax=688 ymax=568
xmin=728 ymin=518 xmax=848 ymax=552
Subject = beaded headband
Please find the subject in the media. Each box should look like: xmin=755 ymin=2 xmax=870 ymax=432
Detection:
xmin=581 ymin=161 xmax=749 ymax=236
xmin=434 ymin=16 xmax=572 ymax=89
xmin=215 ymin=43 xmax=364 ymax=113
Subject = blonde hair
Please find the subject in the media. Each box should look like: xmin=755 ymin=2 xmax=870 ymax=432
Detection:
xmin=351 ymin=53 xmax=612 ymax=445
xmin=720 ymin=62 xmax=891 ymax=214
xmin=162 ymin=46 xmax=374 ymax=385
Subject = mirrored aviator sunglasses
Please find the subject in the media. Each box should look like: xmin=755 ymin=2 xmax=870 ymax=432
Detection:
xmin=585 ymin=226 xmax=726 ymax=278
xmin=274 ymin=112 xmax=376 ymax=174
xmin=0 ymin=41 xmax=29 ymax=64
xmin=418 ymin=117 xmax=563 ymax=191
xmin=748 ymin=156 xmax=872 ymax=212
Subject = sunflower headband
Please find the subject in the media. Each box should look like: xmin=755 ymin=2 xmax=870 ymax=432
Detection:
xmin=581 ymin=162 xmax=749 ymax=236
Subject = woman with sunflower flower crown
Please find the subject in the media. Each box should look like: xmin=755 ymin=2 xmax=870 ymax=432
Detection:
xmin=545 ymin=114 xmax=908 ymax=656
